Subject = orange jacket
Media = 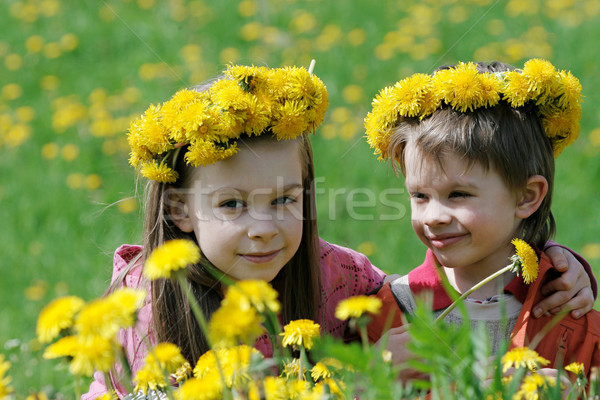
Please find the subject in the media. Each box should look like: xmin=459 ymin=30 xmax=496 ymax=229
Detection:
xmin=510 ymin=252 xmax=600 ymax=376
xmin=367 ymin=251 xmax=600 ymax=380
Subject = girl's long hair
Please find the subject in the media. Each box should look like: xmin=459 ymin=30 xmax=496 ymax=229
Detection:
xmin=144 ymin=133 xmax=321 ymax=364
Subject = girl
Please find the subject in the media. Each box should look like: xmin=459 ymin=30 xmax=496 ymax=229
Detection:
xmin=83 ymin=63 xmax=595 ymax=398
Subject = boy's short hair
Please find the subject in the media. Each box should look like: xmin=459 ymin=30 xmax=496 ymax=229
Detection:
xmin=388 ymin=62 xmax=556 ymax=248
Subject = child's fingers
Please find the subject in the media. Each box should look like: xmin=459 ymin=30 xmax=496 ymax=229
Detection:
xmin=535 ymin=287 xmax=593 ymax=319
xmin=545 ymin=246 xmax=570 ymax=272
xmin=533 ymin=290 xmax=572 ymax=318
xmin=561 ymin=288 xmax=593 ymax=319
xmin=540 ymin=261 xmax=589 ymax=296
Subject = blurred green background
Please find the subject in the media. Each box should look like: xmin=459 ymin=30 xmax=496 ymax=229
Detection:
xmin=1 ymin=0 xmax=599 ymax=395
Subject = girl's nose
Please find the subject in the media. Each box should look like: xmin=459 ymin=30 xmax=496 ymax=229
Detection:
xmin=247 ymin=218 xmax=279 ymax=240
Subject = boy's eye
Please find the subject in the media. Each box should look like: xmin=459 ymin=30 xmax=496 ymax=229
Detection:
xmin=449 ymin=191 xmax=470 ymax=198
xmin=219 ymin=199 xmax=245 ymax=208
xmin=410 ymin=192 xmax=427 ymax=200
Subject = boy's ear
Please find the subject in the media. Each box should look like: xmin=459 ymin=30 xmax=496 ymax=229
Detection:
xmin=166 ymin=189 xmax=194 ymax=233
xmin=515 ymin=175 xmax=548 ymax=219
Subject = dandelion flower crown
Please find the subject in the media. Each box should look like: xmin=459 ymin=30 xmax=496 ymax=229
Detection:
xmin=127 ymin=64 xmax=329 ymax=183
xmin=365 ymin=58 xmax=582 ymax=160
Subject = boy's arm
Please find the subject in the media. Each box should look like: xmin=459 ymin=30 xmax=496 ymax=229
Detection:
xmin=536 ymin=243 xmax=597 ymax=319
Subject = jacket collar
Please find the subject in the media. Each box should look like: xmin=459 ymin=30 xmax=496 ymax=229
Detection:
xmin=408 ymin=249 xmax=531 ymax=310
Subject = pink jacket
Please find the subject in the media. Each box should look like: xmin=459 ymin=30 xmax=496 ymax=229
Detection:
xmin=82 ymin=239 xmax=385 ymax=399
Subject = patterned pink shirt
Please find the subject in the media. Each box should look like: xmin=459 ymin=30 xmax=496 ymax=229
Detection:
xmin=82 ymin=239 xmax=385 ymax=399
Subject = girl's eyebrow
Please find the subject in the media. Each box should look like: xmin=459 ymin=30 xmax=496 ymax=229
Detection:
xmin=206 ymin=183 xmax=303 ymax=196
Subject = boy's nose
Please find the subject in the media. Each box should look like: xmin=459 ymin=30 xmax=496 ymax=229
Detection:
xmin=423 ymin=201 xmax=452 ymax=226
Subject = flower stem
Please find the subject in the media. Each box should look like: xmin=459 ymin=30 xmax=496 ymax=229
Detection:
xmin=176 ymin=274 xmax=232 ymax=400
xmin=435 ymin=264 xmax=513 ymax=323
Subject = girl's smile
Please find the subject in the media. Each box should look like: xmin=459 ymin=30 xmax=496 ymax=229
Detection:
xmin=239 ymin=249 xmax=282 ymax=264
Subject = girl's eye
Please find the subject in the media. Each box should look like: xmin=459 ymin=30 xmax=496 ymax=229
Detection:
xmin=273 ymin=196 xmax=296 ymax=205
xmin=219 ymin=199 xmax=245 ymax=208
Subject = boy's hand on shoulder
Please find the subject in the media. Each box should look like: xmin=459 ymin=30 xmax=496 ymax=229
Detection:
xmin=536 ymin=246 xmax=593 ymax=319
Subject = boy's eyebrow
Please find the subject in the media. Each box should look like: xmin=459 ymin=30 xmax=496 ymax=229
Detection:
xmin=206 ymin=183 xmax=303 ymax=196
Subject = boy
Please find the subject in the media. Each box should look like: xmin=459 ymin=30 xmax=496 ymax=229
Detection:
xmin=365 ymin=60 xmax=600 ymax=380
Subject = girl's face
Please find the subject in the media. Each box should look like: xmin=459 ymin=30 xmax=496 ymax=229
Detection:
xmin=404 ymin=145 xmax=523 ymax=281
xmin=174 ymin=137 xmax=304 ymax=282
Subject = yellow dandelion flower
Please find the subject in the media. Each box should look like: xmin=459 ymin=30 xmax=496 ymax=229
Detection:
xmin=511 ymin=238 xmax=539 ymax=284
xmin=144 ymin=239 xmax=201 ymax=280
xmin=217 ymin=109 xmax=246 ymax=138
xmin=74 ymin=299 xmax=122 ymax=340
xmin=208 ymin=304 xmax=263 ymax=348
xmin=185 ymin=139 xmax=238 ymax=167
xmin=513 ymin=373 xmax=556 ymax=400
xmin=286 ymin=379 xmax=311 ymax=398
xmin=171 ymin=99 xmax=211 ymax=142
xmin=501 ymin=347 xmax=550 ymax=373
xmin=440 ymin=62 xmax=485 ymax=112
xmin=280 ymin=319 xmax=320 ymax=350
xmin=69 ymin=335 xmax=116 ymax=376
xmin=172 ymin=362 xmax=192 ymax=383
xmin=210 ymin=79 xmax=249 ymax=111
xmin=43 ymin=335 xmax=79 ymax=359
xmin=565 ymin=362 xmax=585 ymax=376
xmin=262 ymin=376 xmax=288 ymax=400
xmin=132 ymin=104 xmax=172 ymax=155
xmin=478 ymin=72 xmax=503 ymax=108
xmin=282 ymin=358 xmax=306 ymax=380
xmin=271 ymin=100 xmax=309 ymax=140
xmin=226 ymin=64 xmax=267 ymax=92
xmin=36 ymin=295 xmax=85 ymax=343
xmin=555 ymin=70 xmax=582 ymax=110
xmin=419 ymin=86 xmax=443 ymax=118
xmin=364 ymin=104 xmax=394 ymax=160
xmin=223 ymin=280 xmax=280 ymax=314
xmin=73 ymin=289 xmax=142 ymax=341
xmin=133 ymin=363 xmax=168 ymax=395
xmin=140 ymin=161 xmax=178 ymax=184
xmin=315 ymin=379 xmax=344 ymax=399
xmin=522 ymin=58 xmax=559 ymax=102
xmin=243 ymin=96 xmax=271 ymax=135
xmin=391 ymin=73 xmax=432 ymax=118
xmin=502 ymin=70 xmax=535 ymax=108
xmin=310 ymin=362 xmax=332 ymax=381
xmin=310 ymin=75 xmax=329 ymax=129
xmin=0 ymin=354 xmax=13 ymax=398
xmin=335 ymin=295 xmax=382 ymax=320
xmin=284 ymin=67 xmax=320 ymax=105
xmin=146 ymin=342 xmax=186 ymax=373
xmin=194 ymin=345 xmax=260 ymax=387
xmin=539 ymin=105 xmax=581 ymax=156
xmin=44 ymin=335 xmax=116 ymax=376
xmin=105 ymin=288 xmax=146 ymax=326
xmin=174 ymin=376 xmax=222 ymax=400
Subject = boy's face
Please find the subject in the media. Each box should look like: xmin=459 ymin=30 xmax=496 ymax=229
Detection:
xmin=176 ymin=137 xmax=305 ymax=282
xmin=404 ymin=146 xmax=523 ymax=278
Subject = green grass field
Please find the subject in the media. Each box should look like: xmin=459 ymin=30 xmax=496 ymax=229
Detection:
xmin=1 ymin=0 xmax=600 ymax=395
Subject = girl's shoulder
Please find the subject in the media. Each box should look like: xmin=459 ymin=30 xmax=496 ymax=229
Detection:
xmin=318 ymin=238 xmax=386 ymax=287
xmin=112 ymin=244 xmax=144 ymax=288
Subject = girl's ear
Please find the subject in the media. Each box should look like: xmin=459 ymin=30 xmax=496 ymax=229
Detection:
xmin=167 ymin=189 xmax=194 ymax=233
xmin=515 ymin=175 xmax=548 ymax=219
